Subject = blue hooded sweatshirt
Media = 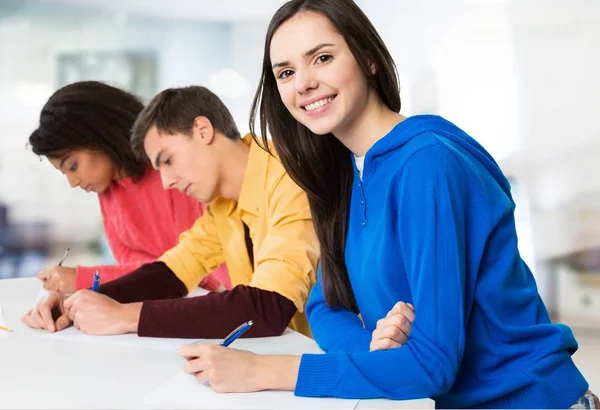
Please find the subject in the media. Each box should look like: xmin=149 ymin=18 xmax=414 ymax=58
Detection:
xmin=296 ymin=115 xmax=587 ymax=408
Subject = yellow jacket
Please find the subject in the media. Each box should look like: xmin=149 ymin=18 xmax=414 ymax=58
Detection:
xmin=159 ymin=135 xmax=319 ymax=336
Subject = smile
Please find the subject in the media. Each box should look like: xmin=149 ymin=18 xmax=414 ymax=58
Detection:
xmin=302 ymin=96 xmax=335 ymax=112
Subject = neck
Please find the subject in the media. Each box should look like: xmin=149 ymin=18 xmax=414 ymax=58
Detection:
xmin=335 ymin=89 xmax=405 ymax=157
xmin=113 ymin=167 xmax=128 ymax=182
xmin=217 ymin=137 xmax=250 ymax=202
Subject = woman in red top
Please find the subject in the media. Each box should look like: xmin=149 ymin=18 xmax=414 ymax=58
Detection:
xmin=28 ymin=81 xmax=230 ymax=293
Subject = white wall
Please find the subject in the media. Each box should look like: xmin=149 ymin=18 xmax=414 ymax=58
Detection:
xmin=0 ymin=10 xmax=232 ymax=242
xmin=506 ymin=0 xmax=600 ymax=259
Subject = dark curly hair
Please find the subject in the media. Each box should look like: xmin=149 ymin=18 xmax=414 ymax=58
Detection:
xmin=28 ymin=81 xmax=148 ymax=181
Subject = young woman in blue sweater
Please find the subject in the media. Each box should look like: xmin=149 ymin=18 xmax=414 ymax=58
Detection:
xmin=178 ymin=0 xmax=596 ymax=407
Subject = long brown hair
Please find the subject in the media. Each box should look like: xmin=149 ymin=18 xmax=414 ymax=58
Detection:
xmin=250 ymin=0 xmax=401 ymax=312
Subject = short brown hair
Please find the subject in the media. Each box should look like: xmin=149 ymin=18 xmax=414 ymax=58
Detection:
xmin=131 ymin=86 xmax=241 ymax=158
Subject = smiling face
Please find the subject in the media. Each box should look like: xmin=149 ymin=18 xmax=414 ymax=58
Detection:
xmin=269 ymin=11 xmax=372 ymax=137
xmin=48 ymin=149 xmax=117 ymax=194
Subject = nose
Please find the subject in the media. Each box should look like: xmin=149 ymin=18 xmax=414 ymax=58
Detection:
xmin=160 ymin=169 xmax=177 ymax=190
xmin=66 ymin=173 xmax=80 ymax=188
xmin=294 ymin=67 xmax=318 ymax=94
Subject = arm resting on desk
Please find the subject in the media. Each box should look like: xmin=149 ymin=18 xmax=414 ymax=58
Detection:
xmin=98 ymin=261 xmax=188 ymax=303
xmin=139 ymin=284 xmax=297 ymax=338
xmin=306 ymin=267 xmax=371 ymax=353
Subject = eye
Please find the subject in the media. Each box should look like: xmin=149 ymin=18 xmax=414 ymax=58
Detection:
xmin=277 ymin=69 xmax=294 ymax=79
xmin=315 ymin=54 xmax=332 ymax=64
xmin=68 ymin=162 xmax=78 ymax=172
xmin=164 ymin=156 xmax=172 ymax=166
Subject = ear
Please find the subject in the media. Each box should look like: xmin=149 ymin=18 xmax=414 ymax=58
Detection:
xmin=369 ymin=61 xmax=377 ymax=75
xmin=192 ymin=116 xmax=216 ymax=144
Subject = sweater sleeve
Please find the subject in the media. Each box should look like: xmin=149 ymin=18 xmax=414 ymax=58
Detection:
xmin=305 ymin=266 xmax=371 ymax=353
xmin=139 ymin=285 xmax=297 ymax=338
xmin=296 ymin=146 xmax=472 ymax=400
xmin=98 ymin=261 xmax=188 ymax=303
xmin=96 ymin=261 xmax=296 ymax=338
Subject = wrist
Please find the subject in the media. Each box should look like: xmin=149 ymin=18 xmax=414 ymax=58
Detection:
xmin=256 ymin=355 xmax=300 ymax=391
xmin=123 ymin=302 xmax=143 ymax=333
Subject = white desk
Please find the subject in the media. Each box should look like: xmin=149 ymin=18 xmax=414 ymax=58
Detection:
xmin=0 ymin=278 xmax=434 ymax=409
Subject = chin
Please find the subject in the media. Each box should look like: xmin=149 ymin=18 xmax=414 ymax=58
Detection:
xmin=298 ymin=115 xmax=338 ymax=136
xmin=304 ymin=122 xmax=336 ymax=136
xmin=190 ymin=192 xmax=209 ymax=203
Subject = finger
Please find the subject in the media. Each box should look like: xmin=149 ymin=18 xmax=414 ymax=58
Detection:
xmin=395 ymin=303 xmax=415 ymax=323
xmin=372 ymin=338 xmax=402 ymax=351
xmin=68 ymin=305 xmax=77 ymax=322
xmin=43 ymin=275 xmax=60 ymax=291
xmin=39 ymin=301 xmax=56 ymax=332
xmin=179 ymin=344 xmax=205 ymax=359
xmin=371 ymin=326 xmax=385 ymax=341
xmin=184 ymin=357 xmax=204 ymax=375
xmin=72 ymin=309 xmax=82 ymax=331
xmin=28 ymin=309 xmax=45 ymax=329
xmin=373 ymin=315 xmax=410 ymax=342
xmin=383 ymin=324 xmax=408 ymax=345
xmin=390 ymin=302 xmax=415 ymax=323
xmin=63 ymin=292 xmax=80 ymax=311
xmin=389 ymin=314 xmax=412 ymax=335
xmin=67 ymin=297 xmax=81 ymax=322
xmin=55 ymin=314 xmax=71 ymax=331
xmin=21 ymin=311 xmax=37 ymax=328
xmin=37 ymin=270 xmax=49 ymax=280
xmin=195 ymin=371 xmax=208 ymax=383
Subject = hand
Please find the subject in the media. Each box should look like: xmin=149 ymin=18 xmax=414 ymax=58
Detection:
xmin=63 ymin=290 xmax=142 ymax=335
xmin=21 ymin=291 xmax=71 ymax=332
xmin=37 ymin=266 xmax=77 ymax=293
xmin=370 ymin=301 xmax=415 ymax=352
xmin=179 ymin=344 xmax=300 ymax=393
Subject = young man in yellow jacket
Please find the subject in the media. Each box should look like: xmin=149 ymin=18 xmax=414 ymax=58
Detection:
xmin=22 ymin=86 xmax=319 ymax=338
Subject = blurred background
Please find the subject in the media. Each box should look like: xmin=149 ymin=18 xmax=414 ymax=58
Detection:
xmin=1 ymin=0 xmax=599 ymax=377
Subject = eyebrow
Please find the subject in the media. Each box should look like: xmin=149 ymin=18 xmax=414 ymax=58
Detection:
xmin=271 ymin=42 xmax=335 ymax=70
xmin=59 ymin=155 xmax=70 ymax=170
xmin=153 ymin=149 xmax=165 ymax=169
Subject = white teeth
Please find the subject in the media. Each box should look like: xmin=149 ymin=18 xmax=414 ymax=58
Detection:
xmin=304 ymin=97 xmax=333 ymax=111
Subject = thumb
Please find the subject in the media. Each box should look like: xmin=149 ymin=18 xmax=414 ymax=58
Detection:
xmin=55 ymin=315 xmax=71 ymax=331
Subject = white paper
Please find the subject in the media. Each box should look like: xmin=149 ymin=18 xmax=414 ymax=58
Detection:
xmin=41 ymin=327 xmax=322 ymax=354
xmin=144 ymin=371 xmax=359 ymax=410
xmin=198 ymin=328 xmax=324 ymax=355
xmin=36 ymin=284 xmax=207 ymax=348
xmin=42 ymin=326 xmax=198 ymax=351
xmin=0 ymin=305 xmax=10 ymax=337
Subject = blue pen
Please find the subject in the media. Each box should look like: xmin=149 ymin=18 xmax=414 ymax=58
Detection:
xmin=220 ymin=320 xmax=253 ymax=347
xmin=91 ymin=270 xmax=101 ymax=292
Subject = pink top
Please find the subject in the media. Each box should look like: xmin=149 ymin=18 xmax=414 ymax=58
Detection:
xmin=75 ymin=169 xmax=231 ymax=292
